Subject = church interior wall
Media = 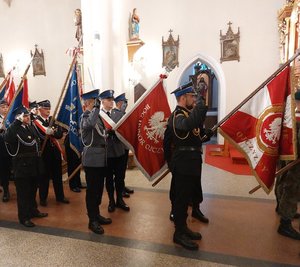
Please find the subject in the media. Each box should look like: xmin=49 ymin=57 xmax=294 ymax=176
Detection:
xmin=0 ymin=0 xmax=286 ymax=122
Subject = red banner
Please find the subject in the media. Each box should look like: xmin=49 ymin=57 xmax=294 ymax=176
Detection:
xmin=219 ymin=67 xmax=296 ymax=194
xmin=114 ymin=80 xmax=171 ymax=181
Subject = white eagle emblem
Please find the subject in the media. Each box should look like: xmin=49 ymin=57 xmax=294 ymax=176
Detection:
xmin=263 ymin=117 xmax=282 ymax=145
xmin=144 ymin=111 xmax=168 ymax=144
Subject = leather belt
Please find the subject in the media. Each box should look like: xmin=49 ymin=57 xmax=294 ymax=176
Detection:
xmin=91 ymin=144 xmax=106 ymax=148
xmin=177 ymin=146 xmax=202 ymax=152
xmin=16 ymin=152 xmax=40 ymax=158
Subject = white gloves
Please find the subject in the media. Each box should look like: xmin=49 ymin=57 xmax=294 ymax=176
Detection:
xmin=16 ymin=112 xmax=25 ymax=122
xmin=46 ymin=127 xmax=54 ymax=135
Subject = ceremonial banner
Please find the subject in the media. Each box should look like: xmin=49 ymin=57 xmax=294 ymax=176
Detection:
xmin=5 ymin=77 xmax=29 ymax=127
xmin=56 ymin=64 xmax=83 ymax=156
xmin=4 ymin=72 xmax=15 ymax=105
xmin=0 ymin=84 xmax=6 ymax=99
xmin=114 ymin=80 xmax=171 ymax=181
xmin=219 ymin=67 xmax=295 ymax=193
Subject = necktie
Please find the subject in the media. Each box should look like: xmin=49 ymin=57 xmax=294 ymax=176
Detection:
xmin=106 ymin=111 xmax=111 ymax=117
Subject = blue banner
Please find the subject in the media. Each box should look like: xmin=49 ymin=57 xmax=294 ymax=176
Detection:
xmin=0 ymin=84 xmax=6 ymax=99
xmin=5 ymin=87 xmax=23 ymax=128
xmin=57 ymin=64 xmax=83 ymax=156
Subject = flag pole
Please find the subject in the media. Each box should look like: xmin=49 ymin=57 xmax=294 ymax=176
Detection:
xmin=2 ymin=59 xmax=33 ymax=127
xmin=211 ymin=49 xmax=300 ymax=133
xmin=249 ymin=157 xmax=300 ymax=194
xmin=40 ymin=38 xmax=82 ymax=154
xmin=151 ymin=169 xmax=170 ymax=187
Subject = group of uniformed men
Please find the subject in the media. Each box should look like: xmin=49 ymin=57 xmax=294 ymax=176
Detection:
xmin=0 ymin=90 xmax=133 ymax=231
xmin=0 ymin=82 xmax=299 ymax=250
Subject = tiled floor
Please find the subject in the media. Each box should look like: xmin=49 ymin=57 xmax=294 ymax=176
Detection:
xmin=0 ymin=157 xmax=299 ymax=266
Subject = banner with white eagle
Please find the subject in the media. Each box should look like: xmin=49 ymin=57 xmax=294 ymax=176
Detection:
xmin=114 ymin=80 xmax=171 ymax=181
xmin=219 ymin=66 xmax=296 ymax=194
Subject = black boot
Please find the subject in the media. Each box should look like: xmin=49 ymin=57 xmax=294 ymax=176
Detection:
xmin=192 ymin=207 xmax=209 ymax=224
xmin=2 ymin=187 xmax=10 ymax=202
xmin=182 ymin=226 xmax=202 ymax=240
xmin=97 ymin=214 xmax=112 ymax=225
xmin=173 ymin=231 xmax=199 ymax=250
xmin=88 ymin=221 xmax=104 ymax=234
xmin=278 ymin=218 xmax=300 ymax=240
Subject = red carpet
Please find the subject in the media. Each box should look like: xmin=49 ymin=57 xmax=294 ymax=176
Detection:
xmin=204 ymin=144 xmax=252 ymax=175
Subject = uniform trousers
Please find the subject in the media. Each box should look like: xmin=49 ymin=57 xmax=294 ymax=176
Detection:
xmin=172 ymin=172 xmax=199 ymax=231
xmin=65 ymin=142 xmax=82 ymax=189
xmin=15 ymin=175 xmax=38 ymax=222
xmin=39 ymin=149 xmax=64 ymax=202
xmin=278 ymin=163 xmax=300 ymax=220
xmin=0 ymin=156 xmax=11 ymax=189
xmin=106 ymin=154 xmax=126 ymax=199
xmin=85 ymin=166 xmax=106 ymax=222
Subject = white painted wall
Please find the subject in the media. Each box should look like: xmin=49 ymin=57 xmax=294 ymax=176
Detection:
xmin=0 ymin=0 xmax=80 ymax=107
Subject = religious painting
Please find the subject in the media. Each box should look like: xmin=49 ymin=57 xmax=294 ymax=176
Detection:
xmin=31 ymin=45 xmax=46 ymax=76
xmin=220 ymin=22 xmax=240 ymax=63
xmin=162 ymin=30 xmax=179 ymax=72
xmin=0 ymin=54 xmax=5 ymax=78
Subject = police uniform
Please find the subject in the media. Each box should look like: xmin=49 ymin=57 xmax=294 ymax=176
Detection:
xmin=100 ymin=90 xmax=129 ymax=212
xmin=276 ymin=91 xmax=300 ymax=240
xmin=167 ymin=85 xmax=208 ymax=250
xmin=0 ymin=99 xmax=11 ymax=202
xmin=4 ymin=106 xmax=47 ymax=227
xmin=34 ymin=100 xmax=68 ymax=205
xmin=80 ymin=89 xmax=112 ymax=235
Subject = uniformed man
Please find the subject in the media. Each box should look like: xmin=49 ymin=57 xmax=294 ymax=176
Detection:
xmin=100 ymin=90 xmax=130 ymax=213
xmin=167 ymin=84 xmax=208 ymax=250
xmin=4 ymin=106 xmax=48 ymax=227
xmin=276 ymin=91 xmax=300 ymax=240
xmin=80 ymin=89 xmax=112 ymax=234
xmin=34 ymin=100 xmax=69 ymax=206
xmin=113 ymin=93 xmax=134 ymax=198
xmin=0 ymin=99 xmax=11 ymax=202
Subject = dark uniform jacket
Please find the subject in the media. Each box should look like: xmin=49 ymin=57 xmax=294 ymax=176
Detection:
xmin=4 ymin=120 xmax=43 ymax=178
xmin=107 ymin=108 xmax=125 ymax=158
xmin=168 ymin=103 xmax=207 ymax=177
xmin=34 ymin=115 xmax=63 ymax=161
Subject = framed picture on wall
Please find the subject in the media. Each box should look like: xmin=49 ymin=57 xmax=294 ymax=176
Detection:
xmin=0 ymin=54 xmax=5 ymax=78
xmin=220 ymin=22 xmax=240 ymax=63
xmin=31 ymin=45 xmax=46 ymax=76
xmin=162 ymin=30 xmax=179 ymax=72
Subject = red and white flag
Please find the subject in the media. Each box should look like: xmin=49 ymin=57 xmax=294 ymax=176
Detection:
xmin=219 ymin=67 xmax=296 ymax=193
xmin=4 ymin=71 xmax=16 ymax=105
xmin=114 ymin=80 xmax=171 ymax=181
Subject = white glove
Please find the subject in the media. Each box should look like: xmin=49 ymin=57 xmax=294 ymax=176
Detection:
xmin=46 ymin=127 xmax=54 ymax=135
xmin=30 ymin=107 xmax=37 ymax=115
xmin=16 ymin=112 xmax=25 ymax=122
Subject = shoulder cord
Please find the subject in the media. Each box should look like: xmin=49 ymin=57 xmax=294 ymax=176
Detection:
xmin=5 ymin=141 xmax=19 ymax=157
xmin=172 ymin=110 xmax=189 ymax=140
xmin=80 ymin=118 xmax=94 ymax=148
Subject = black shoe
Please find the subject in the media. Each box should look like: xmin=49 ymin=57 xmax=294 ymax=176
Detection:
xmin=169 ymin=212 xmax=174 ymax=222
xmin=125 ymin=186 xmax=134 ymax=194
xmin=192 ymin=209 xmax=209 ymax=224
xmin=88 ymin=221 xmax=104 ymax=234
xmin=182 ymin=226 xmax=202 ymax=240
xmin=108 ymin=200 xmax=116 ymax=213
xmin=70 ymin=187 xmax=81 ymax=193
xmin=122 ymin=191 xmax=130 ymax=198
xmin=278 ymin=222 xmax=300 ymax=240
xmin=79 ymin=185 xmax=87 ymax=189
xmin=173 ymin=231 xmax=199 ymax=250
xmin=40 ymin=200 xmax=48 ymax=207
xmin=20 ymin=220 xmax=35 ymax=227
xmin=116 ymin=199 xmax=130 ymax=211
xmin=2 ymin=190 xmax=10 ymax=202
xmin=31 ymin=212 xmax=48 ymax=218
xmin=56 ymin=198 xmax=70 ymax=204
xmin=97 ymin=215 xmax=112 ymax=225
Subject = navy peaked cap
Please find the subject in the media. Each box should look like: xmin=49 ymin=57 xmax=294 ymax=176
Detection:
xmin=114 ymin=93 xmax=127 ymax=103
xmin=13 ymin=105 xmax=30 ymax=116
xmin=81 ymin=89 xmax=100 ymax=100
xmin=0 ymin=98 xmax=8 ymax=106
xmin=38 ymin=100 xmax=51 ymax=108
xmin=99 ymin=90 xmax=114 ymax=99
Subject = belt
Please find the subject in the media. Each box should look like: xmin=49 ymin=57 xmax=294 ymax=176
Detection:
xmin=16 ymin=152 xmax=40 ymax=158
xmin=91 ymin=144 xmax=106 ymax=148
xmin=177 ymin=146 xmax=202 ymax=152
